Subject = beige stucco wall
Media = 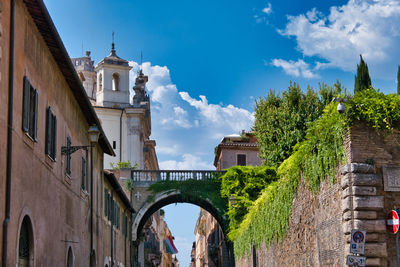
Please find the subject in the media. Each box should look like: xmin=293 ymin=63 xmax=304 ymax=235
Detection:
xmin=219 ymin=149 xmax=262 ymax=170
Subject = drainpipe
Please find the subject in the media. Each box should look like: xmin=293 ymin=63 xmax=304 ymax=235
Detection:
xmin=90 ymin=143 xmax=94 ymax=265
xmin=2 ymin=0 xmax=15 ymax=266
xmin=120 ymin=109 xmax=123 ymax=162
xmin=124 ymin=208 xmax=127 ymax=267
xmin=111 ymin=191 xmax=114 ymax=267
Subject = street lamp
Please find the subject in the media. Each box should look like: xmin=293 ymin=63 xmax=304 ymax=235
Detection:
xmin=88 ymin=125 xmax=99 ymax=267
xmin=88 ymin=125 xmax=100 ymax=143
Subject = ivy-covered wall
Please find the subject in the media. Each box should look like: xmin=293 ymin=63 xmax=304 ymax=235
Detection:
xmin=229 ymin=88 xmax=400 ymax=264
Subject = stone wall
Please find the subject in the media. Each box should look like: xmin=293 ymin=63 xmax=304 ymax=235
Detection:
xmin=236 ymin=124 xmax=400 ymax=267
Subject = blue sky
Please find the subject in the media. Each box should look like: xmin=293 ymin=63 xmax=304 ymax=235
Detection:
xmin=44 ymin=0 xmax=400 ymax=265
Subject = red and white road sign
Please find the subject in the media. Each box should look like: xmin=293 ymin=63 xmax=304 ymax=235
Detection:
xmin=386 ymin=210 xmax=400 ymax=234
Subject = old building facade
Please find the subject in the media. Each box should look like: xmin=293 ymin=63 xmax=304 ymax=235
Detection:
xmin=213 ymin=131 xmax=261 ymax=171
xmin=0 ymin=0 xmax=139 ymax=266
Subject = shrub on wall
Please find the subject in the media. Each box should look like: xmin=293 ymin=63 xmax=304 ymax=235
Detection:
xmin=253 ymin=82 xmax=343 ymax=167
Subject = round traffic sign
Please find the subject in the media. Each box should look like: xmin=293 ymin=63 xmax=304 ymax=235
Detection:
xmin=352 ymin=231 xmax=364 ymax=243
xmin=386 ymin=210 xmax=399 ymax=234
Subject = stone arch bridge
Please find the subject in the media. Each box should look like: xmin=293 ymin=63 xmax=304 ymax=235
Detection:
xmin=125 ymin=169 xmax=228 ymax=241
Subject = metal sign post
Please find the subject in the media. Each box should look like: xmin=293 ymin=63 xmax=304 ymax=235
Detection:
xmin=346 ymin=229 xmax=366 ymax=266
xmin=396 ymin=231 xmax=399 ymax=267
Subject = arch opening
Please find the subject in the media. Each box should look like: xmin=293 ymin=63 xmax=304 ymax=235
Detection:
xmin=67 ymin=247 xmax=74 ymax=267
xmin=112 ymin=73 xmax=120 ymax=91
xmin=133 ymin=191 xmax=228 ymax=242
xmin=18 ymin=216 xmax=34 ymax=267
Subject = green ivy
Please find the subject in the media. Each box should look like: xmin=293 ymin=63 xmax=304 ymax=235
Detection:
xmin=231 ymin=102 xmax=346 ymax=258
xmin=148 ymin=177 xmax=228 ymax=225
xmin=231 ymin=88 xmax=400 ymax=258
xmin=220 ymin=166 xmax=277 ymax=233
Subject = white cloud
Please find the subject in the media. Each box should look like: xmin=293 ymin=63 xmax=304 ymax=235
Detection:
xmin=271 ymin=58 xmax=318 ymax=78
xmin=262 ymin=2 xmax=272 ymax=15
xmin=157 ymin=144 xmax=180 ymax=156
xmin=179 ymin=92 xmax=254 ymax=132
xmin=279 ymin=0 xmax=400 ymax=72
xmin=159 ymin=154 xmax=214 ymax=170
xmin=129 ymin=61 xmax=254 ymax=171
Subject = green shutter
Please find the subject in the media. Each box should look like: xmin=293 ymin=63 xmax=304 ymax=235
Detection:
xmin=33 ymin=89 xmax=38 ymax=141
xmin=81 ymin=157 xmax=86 ymax=190
xmin=52 ymin=114 xmax=57 ymax=160
xmin=66 ymin=137 xmax=71 ymax=175
xmin=22 ymin=77 xmax=30 ymax=132
xmin=45 ymin=107 xmax=51 ymax=155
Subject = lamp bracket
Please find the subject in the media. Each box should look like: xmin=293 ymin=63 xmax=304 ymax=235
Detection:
xmin=61 ymin=145 xmax=89 ymax=155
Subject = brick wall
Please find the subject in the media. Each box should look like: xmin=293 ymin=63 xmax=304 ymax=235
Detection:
xmin=236 ymin=124 xmax=400 ymax=267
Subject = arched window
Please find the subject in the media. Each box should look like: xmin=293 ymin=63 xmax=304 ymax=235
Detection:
xmin=112 ymin=73 xmax=120 ymax=91
xmin=18 ymin=216 xmax=33 ymax=267
xmin=98 ymin=73 xmax=103 ymax=91
xmin=67 ymin=247 xmax=74 ymax=267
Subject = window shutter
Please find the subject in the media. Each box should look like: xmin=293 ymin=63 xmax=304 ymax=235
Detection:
xmin=22 ymin=77 xmax=30 ymax=132
xmin=66 ymin=137 xmax=71 ymax=175
xmin=33 ymin=90 xmax=38 ymax=141
xmin=52 ymin=115 xmax=57 ymax=160
xmin=81 ymin=157 xmax=86 ymax=190
xmin=45 ymin=108 xmax=51 ymax=155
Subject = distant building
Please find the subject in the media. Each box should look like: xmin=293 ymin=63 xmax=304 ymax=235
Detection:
xmin=72 ymin=42 xmax=168 ymax=267
xmin=193 ymin=131 xmax=262 ymax=267
xmin=214 ymin=131 xmax=261 ymax=170
xmin=72 ymin=45 xmax=157 ymax=170
xmin=190 ymin=242 xmax=196 ymax=267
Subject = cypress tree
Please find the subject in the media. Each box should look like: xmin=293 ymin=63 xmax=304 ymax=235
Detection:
xmin=354 ymin=55 xmax=371 ymax=93
xmin=397 ymin=65 xmax=400 ymax=95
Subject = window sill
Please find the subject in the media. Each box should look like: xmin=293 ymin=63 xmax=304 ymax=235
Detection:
xmin=64 ymin=173 xmax=72 ymax=185
xmin=80 ymin=189 xmax=89 ymax=201
xmin=44 ymin=154 xmax=56 ymax=169
xmin=22 ymin=132 xmax=35 ymax=149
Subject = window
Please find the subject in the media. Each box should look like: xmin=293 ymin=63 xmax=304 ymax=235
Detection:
xmin=237 ymin=154 xmax=246 ymax=166
xmin=104 ymin=189 xmax=109 ymax=217
xmin=112 ymin=73 xmax=119 ymax=91
xmin=113 ymin=202 xmax=120 ymax=229
xmin=45 ymin=107 xmax=57 ymax=160
xmin=123 ymin=214 xmax=129 ymax=237
xmin=112 ymin=141 xmax=116 ymax=150
xmin=98 ymin=73 xmax=103 ymax=91
xmin=66 ymin=137 xmax=71 ymax=175
xmin=107 ymin=194 xmax=114 ymax=222
xmin=81 ymin=157 xmax=86 ymax=190
xmin=22 ymin=76 xmax=38 ymax=140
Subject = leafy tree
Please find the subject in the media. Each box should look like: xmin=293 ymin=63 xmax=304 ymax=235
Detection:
xmin=253 ymin=82 xmax=343 ymax=167
xmin=354 ymin=55 xmax=371 ymax=93
xmin=397 ymin=65 xmax=400 ymax=95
